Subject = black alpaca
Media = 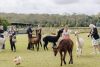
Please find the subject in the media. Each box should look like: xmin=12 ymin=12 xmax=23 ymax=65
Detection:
xmin=43 ymin=29 xmax=63 ymax=50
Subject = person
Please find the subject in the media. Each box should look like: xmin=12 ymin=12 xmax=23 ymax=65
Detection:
xmin=58 ymin=25 xmax=70 ymax=44
xmin=61 ymin=25 xmax=70 ymax=39
xmin=9 ymin=26 xmax=16 ymax=52
xmin=0 ymin=25 xmax=5 ymax=49
xmin=88 ymin=24 xmax=100 ymax=54
xmin=27 ymin=25 xmax=33 ymax=50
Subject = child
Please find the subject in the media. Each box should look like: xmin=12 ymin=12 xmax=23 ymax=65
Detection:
xmin=61 ymin=25 xmax=70 ymax=39
xmin=58 ymin=25 xmax=70 ymax=45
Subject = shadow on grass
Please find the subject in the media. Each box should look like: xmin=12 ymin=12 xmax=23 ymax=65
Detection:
xmin=79 ymin=55 xmax=95 ymax=58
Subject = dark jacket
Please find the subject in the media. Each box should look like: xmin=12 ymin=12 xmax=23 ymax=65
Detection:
xmin=27 ymin=27 xmax=32 ymax=38
xmin=91 ymin=27 xmax=99 ymax=39
xmin=9 ymin=31 xmax=16 ymax=42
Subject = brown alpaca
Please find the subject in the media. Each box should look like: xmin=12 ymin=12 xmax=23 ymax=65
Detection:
xmin=53 ymin=39 xmax=74 ymax=66
xmin=30 ymin=29 xmax=42 ymax=51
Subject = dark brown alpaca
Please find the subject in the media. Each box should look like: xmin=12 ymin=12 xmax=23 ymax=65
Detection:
xmin=35 ymin=29 xmax=42 ymax=47
xmin=30 ymin=29 xmax=42 ymax=51
xmin=53 ymin=39 xmax=74 ymax=66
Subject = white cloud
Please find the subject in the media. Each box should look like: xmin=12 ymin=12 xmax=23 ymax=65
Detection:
xmin=53 ymin=0 xmax=79 ymax=4
xmin=0 ymin=0 xmax=100 ymax=15
xmin=95 ymin=0 xmax=100 ymax=4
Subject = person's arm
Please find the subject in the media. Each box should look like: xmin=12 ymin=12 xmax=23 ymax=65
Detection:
xmin=88 ymin=29 xmax=92 ymax=37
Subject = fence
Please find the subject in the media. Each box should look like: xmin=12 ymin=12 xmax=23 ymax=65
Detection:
xmin=16 ymin=27 xmax=100 ymax=34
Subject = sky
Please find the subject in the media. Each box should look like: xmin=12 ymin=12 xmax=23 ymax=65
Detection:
xmin=0 ymin=0 xmax=100 ymax=15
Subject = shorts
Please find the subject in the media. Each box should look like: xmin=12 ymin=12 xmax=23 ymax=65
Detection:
xmin=92 ymin=38 xmax=100 ymax=46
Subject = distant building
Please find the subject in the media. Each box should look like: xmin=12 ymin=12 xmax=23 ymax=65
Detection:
xmin=96 ymin=22 xmax=100 ymax=27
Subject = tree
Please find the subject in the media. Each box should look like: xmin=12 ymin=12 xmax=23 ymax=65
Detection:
xmin=0 ymin=17 xmax=9 ymax=31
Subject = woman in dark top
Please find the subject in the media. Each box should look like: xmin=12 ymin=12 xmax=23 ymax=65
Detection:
xmin=88 ymin=24 xmax=100 ymax=54
xmin=9 ymin=26 xmax=16 ymax=52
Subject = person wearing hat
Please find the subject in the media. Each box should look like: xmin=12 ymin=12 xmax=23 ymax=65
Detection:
xmin=88 ymin=24 xmax=100 ymax=54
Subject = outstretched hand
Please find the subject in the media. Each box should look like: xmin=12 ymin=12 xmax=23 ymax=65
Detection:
xmin=88 ymin=35 xmax=90 ymax=37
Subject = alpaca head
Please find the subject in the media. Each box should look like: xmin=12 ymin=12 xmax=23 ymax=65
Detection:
xmin=74 ymin=31 xmax=79 ymax=36
xmin=57 ymin=28 xmax=63 ymax=36
xmin=13 ymin=56 xmax=21 ymax=65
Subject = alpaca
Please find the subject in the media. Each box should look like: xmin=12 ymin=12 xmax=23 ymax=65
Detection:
xmin=36 ymin=29 xmax=42 ymax=47
xmin=43 ymin=29 xmax=63 ymax=50
xmin=13 ymin=56 xmax=22 ymax=65
xmin=30 ymin=29 xmax=41 ymax=51
xmin=75 ymin=31 xmax=84 ymax=57
xmin=53 ymin=39 xmax=74 ymax=66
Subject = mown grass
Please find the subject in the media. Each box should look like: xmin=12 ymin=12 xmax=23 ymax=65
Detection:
xmin=0 ymin=33 xmax=100 ymax=67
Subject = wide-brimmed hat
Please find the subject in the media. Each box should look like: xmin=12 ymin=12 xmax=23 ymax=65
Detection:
xmin=89 ymin=24 xmax=95 ymax=29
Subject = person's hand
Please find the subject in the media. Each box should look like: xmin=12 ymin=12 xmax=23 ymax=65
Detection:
xmin=88 ymin=35 xmax=90 ymax=37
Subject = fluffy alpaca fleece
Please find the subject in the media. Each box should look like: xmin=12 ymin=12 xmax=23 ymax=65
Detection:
xmin=75 ymin=31 xmax=84 ymax=57
xmin=13 ymin=56 xmax=22 ymax=65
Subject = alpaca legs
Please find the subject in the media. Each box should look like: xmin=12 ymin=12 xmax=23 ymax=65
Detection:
xmin=63 ymin=52 xmax=66 ymax=65
xmin=77 ymin=48 xmax=82 ymax=57
xmin=44 ymin=41 xmax=48 ymax=50
xmin=40 ymin=41 xmax=42 ymax=47
xmin=27 ymin=42 xmax=32 ymax=50
xmin=93 ymin=45 xmax=97 ymax=54
xmin=37 ymin=43 xmax=39 ymax=51
xmin=60 ymin=52 xmax=63 ymax=66
xmin=60 ymin=52 xmax=66 ymax=66
xmin=33 ymin=44 xmax=34 ymax=50
xmin=98 ymin=44 xmax=100 ymax=53
xmin=68 ymin=49 xmax=73 ymax=64
xmin=53 ymin=43 xmax=56 ymax=47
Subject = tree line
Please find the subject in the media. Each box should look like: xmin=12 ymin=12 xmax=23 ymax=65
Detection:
xmin=0 ymin=13 xmax=100 ymax=27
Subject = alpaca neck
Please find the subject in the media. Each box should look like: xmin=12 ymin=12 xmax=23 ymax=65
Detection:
xmin=76 ymin=34 xmax=80 ymax=45
xmin=56 ymin=34 xmax=60 ymax=41
xmin=37 ymin=34 xmax=41 ymax=40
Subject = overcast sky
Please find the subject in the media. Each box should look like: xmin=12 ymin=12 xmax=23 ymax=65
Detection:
xmin=0 ymin=0 xmax=100 ymax=15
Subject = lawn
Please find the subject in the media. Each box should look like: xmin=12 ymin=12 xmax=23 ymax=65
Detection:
xmin=0 ymin=33 xmax=100 ymax=67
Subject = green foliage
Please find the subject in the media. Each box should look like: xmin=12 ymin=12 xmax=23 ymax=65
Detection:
xmin=0 ymin=13 xmax=100 ymax=27
xmin=0 ymin=17 xmax=9 ymax=31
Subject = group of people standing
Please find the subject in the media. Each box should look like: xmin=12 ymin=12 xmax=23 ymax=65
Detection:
xmin=0 ymin=25 xmax=16 ymax=52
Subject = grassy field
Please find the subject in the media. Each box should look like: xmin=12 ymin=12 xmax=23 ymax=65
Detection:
xmin=0 ymin=33 xmax=100 ymax=67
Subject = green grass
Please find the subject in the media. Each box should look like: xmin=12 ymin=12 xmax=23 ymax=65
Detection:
xmin=0 ymin=33 xmax=100 ymax=67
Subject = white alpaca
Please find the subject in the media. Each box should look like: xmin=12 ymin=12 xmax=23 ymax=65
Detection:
xmin=13 ymin=56 xmax=22 ymax=65
xmin=75 ymin=31 xmax=84 ymax=57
